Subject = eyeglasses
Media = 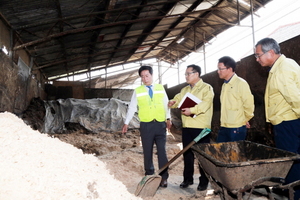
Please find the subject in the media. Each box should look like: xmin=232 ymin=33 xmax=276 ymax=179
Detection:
xmin=217 ymin=68 xmax=227 ymax=71
xmin=185 ymin=72 xmax=195 ymax=76
xmin=254 ymin=52 xmax=267 ymax=59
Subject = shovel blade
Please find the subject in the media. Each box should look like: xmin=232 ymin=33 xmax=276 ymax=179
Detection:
xmin=135 ymin=175 xmax=162 ymax=197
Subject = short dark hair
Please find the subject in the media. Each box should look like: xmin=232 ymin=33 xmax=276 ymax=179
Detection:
xmin=187 ymin=64 xmax=201 ymax=77
xmin=255 ymin=38 xmax=281 ymax=54
xmin=218 ymin=56 xmax=236 ymax=72
xmin=138 ymin=65 xmax=153 ymax=76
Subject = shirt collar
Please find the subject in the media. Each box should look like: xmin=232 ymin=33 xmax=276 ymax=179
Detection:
xmin=189 ymin=78 xmax=202 ymax=88
xmin=269 ymin=54 xmax=285 ymax=74
xmin=224 ymin=73 xmax=235 ymax=83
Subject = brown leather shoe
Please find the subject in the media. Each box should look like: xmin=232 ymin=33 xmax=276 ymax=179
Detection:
xmin=160 ymin=179 xmax=168 ymax=187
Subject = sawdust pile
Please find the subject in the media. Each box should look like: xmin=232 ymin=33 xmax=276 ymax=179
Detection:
xmin=0 ymin=112 xmax=141 ymax=200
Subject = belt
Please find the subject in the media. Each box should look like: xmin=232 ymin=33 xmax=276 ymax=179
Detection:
xmin=150 ymin=119 xmax=158 ymax=122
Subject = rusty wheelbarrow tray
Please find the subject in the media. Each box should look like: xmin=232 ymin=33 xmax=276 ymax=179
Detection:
xmin=191 ymin=140 xmax=300 ymax=200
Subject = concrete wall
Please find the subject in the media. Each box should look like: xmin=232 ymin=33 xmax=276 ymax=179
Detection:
xmin=47 ymin=81 xmax=85 ymax=100
xmin=48 ymin=81 xmax=134 ymax=101
xmin=84 ymin=88 xmax=133 ymax=101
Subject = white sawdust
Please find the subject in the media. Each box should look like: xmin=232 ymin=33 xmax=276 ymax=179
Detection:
xmin=0 ymin=112 xmax=141 ymax=200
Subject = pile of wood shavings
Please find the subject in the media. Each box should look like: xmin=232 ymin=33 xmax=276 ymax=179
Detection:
xmin=0 ymin=112 xmax=141 ymax=200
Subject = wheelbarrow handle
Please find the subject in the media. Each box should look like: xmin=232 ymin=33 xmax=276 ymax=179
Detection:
xmin=157 ymin=128 xmax=211 ymax=174
xmin=240 ymin=177 xmax=285 ymax=193
xmin=269 ymin=177 xmax=285 ymax=184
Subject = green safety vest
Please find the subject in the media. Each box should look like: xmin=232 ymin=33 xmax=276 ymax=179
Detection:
xmin=135 ymin=84 xmax=166 ymax=122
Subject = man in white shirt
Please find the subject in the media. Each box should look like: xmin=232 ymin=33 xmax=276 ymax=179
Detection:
xmin=122 ymin=65 xmax=172 ymax=187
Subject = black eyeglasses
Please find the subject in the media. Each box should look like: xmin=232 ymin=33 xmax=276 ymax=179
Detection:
xmin=185 ymin=72 xmax=196 ymax=76
xmin=255 ymin=51 xmax=267 ymax=59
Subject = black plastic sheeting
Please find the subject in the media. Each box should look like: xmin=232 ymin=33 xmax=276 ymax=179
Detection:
xmin=42 ymin=98 xmax=139 ymax=134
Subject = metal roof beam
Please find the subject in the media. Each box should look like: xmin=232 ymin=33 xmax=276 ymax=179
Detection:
xmin=14 ymin=7 xmax=221 ymax=51
xmin=13 ymin=0 xmax=182 ymax=30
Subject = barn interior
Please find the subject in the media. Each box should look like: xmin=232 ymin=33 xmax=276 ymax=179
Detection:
xmin=0 ymin=0 xmax=300 ymax=199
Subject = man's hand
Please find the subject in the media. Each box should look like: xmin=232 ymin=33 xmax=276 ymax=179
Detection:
xmin=122 ymin=124 xmax=128 ymax=134
xmin=168 ymin=100 xmax=176 ymax=108
xmin=166 ymin=119 xmax=172 ymax=131
xmin=181 ymin=108 xmax=191 ymax=116
xmin=246 ymin=122 xmax=251 ymax=128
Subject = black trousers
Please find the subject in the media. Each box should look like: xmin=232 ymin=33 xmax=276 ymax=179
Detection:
xmin=140 ymin=121 xmax=169 ymax=179
xmin=182 ymin=127 xmax=210 ymax=184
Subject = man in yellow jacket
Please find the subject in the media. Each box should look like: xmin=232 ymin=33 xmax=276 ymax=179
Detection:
xmin=216 ymin=56 xmax=254 ymax=142
xmin=122 ymin=65 xmax=172 ymax=188
xmin=255 ymin=38 xmax=300 ymax=200
xmin=168 ymin=64 xmax=214 ymax=191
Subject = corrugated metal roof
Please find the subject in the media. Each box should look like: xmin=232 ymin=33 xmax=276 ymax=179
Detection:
xmin=268 ymin=21 xmax=300 ymax=44
xmin=0 ymin=0 xmax=272 ymax=87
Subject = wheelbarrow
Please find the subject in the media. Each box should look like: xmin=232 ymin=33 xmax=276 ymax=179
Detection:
xmin=191 ymin=140 xmax=300 ymax=200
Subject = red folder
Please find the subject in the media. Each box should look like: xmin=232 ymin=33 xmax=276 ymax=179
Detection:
xmin=177 ymin=92 xmax=201 ymax=118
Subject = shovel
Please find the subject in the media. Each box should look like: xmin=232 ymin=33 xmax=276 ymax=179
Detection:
xmin=134 ymin=128 xmax=211 ymax=197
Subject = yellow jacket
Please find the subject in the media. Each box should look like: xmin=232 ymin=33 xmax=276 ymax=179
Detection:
xmin=265 ymin=55 xmax=300 ymax=125
xmin=171 ymin=79 xmax=214 ymax=129
xmin=220 ymin=74 xmax=254 ymax=128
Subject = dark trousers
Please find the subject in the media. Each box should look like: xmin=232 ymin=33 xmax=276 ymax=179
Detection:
xmin=274 ymin=119 xmax=300 ymax=200
xmin=140 ymin=121 xmax=169 ymax=179
xmin=217 ymin=126 xmax=247 ymax=143
xmin=182 ymin=128 xmax=210 ymax=184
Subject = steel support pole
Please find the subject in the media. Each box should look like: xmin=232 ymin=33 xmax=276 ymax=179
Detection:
xmin=250 ymin=0 xmax=256 ymax=53
xmin=203 ymin=32 xmax=206 ymax=75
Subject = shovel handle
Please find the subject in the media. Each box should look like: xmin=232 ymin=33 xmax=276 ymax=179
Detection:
xmin=157 ymin=128 xmax=211 ymax=174
xmin=194 ymin=128 xmax=211 ymax=143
